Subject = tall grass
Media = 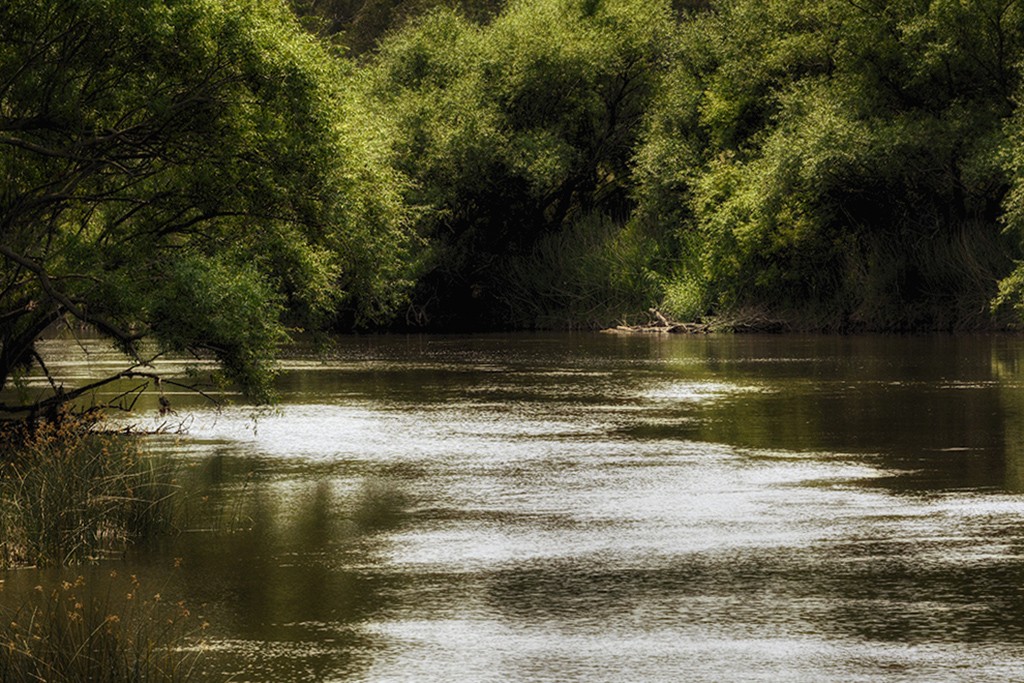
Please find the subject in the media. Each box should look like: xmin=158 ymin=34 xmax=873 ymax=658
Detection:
xmin=0 ymin=414 xmax=179 ymax=568
xmin=659 ymin=216 xmax=1015 ymax=332
xmin=0 ymin=415 xmax=204 ymax=681
xmin=497 ymin=213 xmax=662 ymax=328
xmin=0 ymin=570 xmax=203 ymax=682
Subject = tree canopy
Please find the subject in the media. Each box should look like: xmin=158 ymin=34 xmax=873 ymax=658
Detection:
xmin=7 ymin=0 xmax=1024 ymax=417
xmin=0 ymin=0 xmax=415 ymax=410
xmin=348 ymin=0 xmax=1024 ymax=331
xmin=357 ymin=0 xmax=674 ymax=327
xmin=636 ymin=0 xmax=1024 ymax=329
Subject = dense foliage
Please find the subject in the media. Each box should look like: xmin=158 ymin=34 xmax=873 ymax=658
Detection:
xmin=8 ymin=0 xmax=1024 ymax=410
xmin=349 ymin=0 xmax=1024 ymax=331
xmin=0 ymin=0 xmax=415 ymax=408
xmin=638 ymin=0 xmax=1024 ymax=330
xmin=288 ymin=0 xmax=505 ymax=53
xmin=357 ymin=0 xmax=674 ymax=327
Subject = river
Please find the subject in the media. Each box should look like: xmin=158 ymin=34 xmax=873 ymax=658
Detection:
xmin=7 ymin=333 xmax=1024 ymax=681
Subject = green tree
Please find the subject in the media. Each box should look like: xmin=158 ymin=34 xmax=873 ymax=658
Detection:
xmin=360 ymin=0 xmax=673 ymax=327
xmin=288 ymin=0 xmax=505 ymax=54
xmin=639 ymin=0 xmax=1024 ymax=329
xmin=0 ymin=0 xmax=416 ymax=411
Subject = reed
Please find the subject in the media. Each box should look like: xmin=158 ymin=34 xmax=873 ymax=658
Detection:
xmin=0 ymin=414 xmax=179 ymax=569
xmin=497 ymin=213 xmax=662 ymax=329
xmin=0 ymin=570 xmax=203 ymax=682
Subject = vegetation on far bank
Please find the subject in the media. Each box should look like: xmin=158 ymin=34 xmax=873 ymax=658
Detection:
xmin=7 ymin=0 xmax=1024 ymax=417
xmin=346 ymin=0 xmax=1024 ymax=333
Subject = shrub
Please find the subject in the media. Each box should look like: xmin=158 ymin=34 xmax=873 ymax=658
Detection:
xmin=497 ymin=213 xmax=662 ymax=328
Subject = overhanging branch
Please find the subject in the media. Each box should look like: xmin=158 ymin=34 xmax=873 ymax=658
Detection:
xmin=0 ymin=244 xmax=145 ymax=354
xmin=0 ymin=362 xmax=222 ymax=415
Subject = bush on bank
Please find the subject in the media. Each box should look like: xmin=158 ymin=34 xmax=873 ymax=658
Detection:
xmin=346 ymin=0 xmax=1024 ymax=331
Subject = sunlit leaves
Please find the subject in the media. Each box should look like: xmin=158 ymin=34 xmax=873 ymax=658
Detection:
xmin=637 ymin=0 xmax=1024 ymax=329
xmin=0 ymin=0 xmax=416 ymax=401
xmin=359 ymin=0 xmax=673 ymax=326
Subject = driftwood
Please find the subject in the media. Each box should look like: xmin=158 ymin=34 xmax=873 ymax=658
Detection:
xmin=602 ymin=309 xmax=711 ymax=335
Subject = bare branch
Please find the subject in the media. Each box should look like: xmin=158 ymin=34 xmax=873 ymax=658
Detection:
xmin=0 ymin=299 xmax=38 ymax=325
xmin=29 ymin=348 xmax=60 ymax=394
xmin=0 ymin=360 xmax=221 ymax=415
xmin=0 ymin=133 xmax=102 ymax=163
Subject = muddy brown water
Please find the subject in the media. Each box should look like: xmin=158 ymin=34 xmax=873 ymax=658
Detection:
xmin=6 ymin=333 xmax=1024 ymax=682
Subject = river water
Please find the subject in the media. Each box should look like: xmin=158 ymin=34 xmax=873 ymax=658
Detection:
xmin=8 ymin=333 xmax=1024 ymax=681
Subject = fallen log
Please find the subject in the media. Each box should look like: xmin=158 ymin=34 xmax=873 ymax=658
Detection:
xmin=602 ymin=310 xmax=711 ymax=334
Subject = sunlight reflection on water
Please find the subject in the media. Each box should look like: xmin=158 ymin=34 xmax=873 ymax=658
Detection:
xmin=10 ymin=334 xmax=1024 ymax=682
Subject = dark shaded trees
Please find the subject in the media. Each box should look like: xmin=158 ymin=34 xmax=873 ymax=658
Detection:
xmin=636 ymin=0 xmax=1024 ymax=329
xmin=359 ymin=0 xmax=674 ymax=327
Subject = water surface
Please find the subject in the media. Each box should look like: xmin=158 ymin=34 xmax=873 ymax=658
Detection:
xmin=8 ymin=333 xmax=1024 ymax=682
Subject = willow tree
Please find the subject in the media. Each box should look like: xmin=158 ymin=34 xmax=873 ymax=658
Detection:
xmin=0 ymin=0 xmax=415 ymax=413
